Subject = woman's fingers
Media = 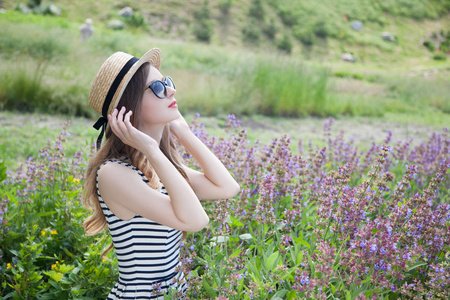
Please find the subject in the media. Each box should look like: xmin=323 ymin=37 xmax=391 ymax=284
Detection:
xmin=107 ymin=107 xmax=157 ymax=151
xmin=116 ymin=107 xmax=127 ymax=132
xmin=109 ymin=108 xmax=126 ymax=139
xmin=124 ymin=110 xmax=133 ymax=131
xmin=108 ymin=107 xmax=137 ymax=146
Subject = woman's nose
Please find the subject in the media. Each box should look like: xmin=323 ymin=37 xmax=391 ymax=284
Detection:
xmin=166 ymin=85 xmax=176 ymax=97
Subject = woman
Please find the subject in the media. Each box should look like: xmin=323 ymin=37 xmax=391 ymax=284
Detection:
xmin=83 ymin=48 xmax=240 ymax=299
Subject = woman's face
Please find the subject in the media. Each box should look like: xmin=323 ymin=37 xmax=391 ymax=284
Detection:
xmin=138 ymin=65 xmax=180 ymax=129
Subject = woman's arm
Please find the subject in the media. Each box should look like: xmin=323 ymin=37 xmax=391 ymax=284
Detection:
xmin=169 ymin=115 xmax=240 ymax=200
xmin=99 ymin=107 xmax=209 ymax=232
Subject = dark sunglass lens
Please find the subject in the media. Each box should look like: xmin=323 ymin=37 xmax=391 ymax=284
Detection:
xmin=150 ymin=82 xmax=166 ymax=98
xmin=166 ymin=77 xmax=175 ymax=89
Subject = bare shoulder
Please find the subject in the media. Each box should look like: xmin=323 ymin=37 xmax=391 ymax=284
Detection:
xmin=97 ymin=160 xmax=147 ymax=192
xmin=97 ymin=160 xmax=138 ymax=178
xmin=96 ymin=160 xmax=150 ymax=220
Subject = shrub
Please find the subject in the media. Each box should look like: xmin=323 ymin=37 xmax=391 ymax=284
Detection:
xmin=193 ymin=0 xmax=213 ymax=42
xmin=248 ymin=0 xmax=265 ymax=20
xmin=241 ymin=20 xmax=262 ymax=44
xmin=0 ymin=123 xmax=115 ymax=298
xmin=277 ymin=34 xmax=293 ymax=54
xmin=422 ymin=40 xmax=435 ymax=52
xmin=313 ymin=20 xmax=329 ymax=39
xmin=433 ymin=52 xmax=447 ymax=60
xmin=27 ymin=0 xmax=42 ymax=7
xmin=262 ymin=18 xmax=277 ymax=40
xmin=293 ymin=27 xmax=315 ymax=47
xmin=275 ymin=5 xmax=298 ymax=26
xmin=121 ymin=13 xmax=148 ymax=30
xmin=218 ymin=0 xmax=233 ymax=15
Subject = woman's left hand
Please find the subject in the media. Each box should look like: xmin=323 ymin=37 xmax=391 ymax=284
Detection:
xmin=168 ymin=114 xmax=190 ymax=137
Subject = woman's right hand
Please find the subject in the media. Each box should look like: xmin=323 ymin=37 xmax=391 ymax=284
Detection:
xmin=108 ymin=106 xmax=158 ymax=152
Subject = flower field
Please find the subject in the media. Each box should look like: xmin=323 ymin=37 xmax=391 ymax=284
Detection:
xmin=0 ymin=116 xmax=449 ymax=299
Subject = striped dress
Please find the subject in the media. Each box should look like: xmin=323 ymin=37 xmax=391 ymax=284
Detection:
xmin=97 ymin=159 xmax=187 ymax=299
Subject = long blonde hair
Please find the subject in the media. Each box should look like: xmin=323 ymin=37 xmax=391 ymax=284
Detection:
xmin=83 ymin=63 xmax=189 ymax=256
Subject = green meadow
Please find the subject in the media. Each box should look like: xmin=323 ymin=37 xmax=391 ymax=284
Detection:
xmin=0 ymin=4 xmax=449 ymax=173
xmin=1 ymin=1 xmax=450 ymax=299
xmin=0 ymin=6 xmax=449 ymax=121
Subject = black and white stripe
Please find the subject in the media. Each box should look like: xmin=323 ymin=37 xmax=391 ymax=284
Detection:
xmin=97 ymin=159 xmax=187 ymax=299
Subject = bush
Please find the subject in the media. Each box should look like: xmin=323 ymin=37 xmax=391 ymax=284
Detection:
xmin=241 ymin=21 xmax=262 ymax=44
xmin=293 ymin=27 xmax=315 ymax=46
xmin=433 ymin=52 xmax=447 ymax=60
xmin=248 ymin=0 xmax=265 ymax=20
xmin=275 ymin=5 xmax=298 ymax=26
xmin=193 ymin=0 xmax=213 ymax=42
xmin=262 ymin=18 xmax=277 ymax=40
xmin=0 ymin=124 xmax=115 ymax=298
xmin=313 ymin=20 xmax=329 ymax=39
xmin=277 ymin=34 xmax=293 ymax=54
xmin=422 ymin=40 xmax=435 ymax=52
xmin=121 ymin=13 xmax=148 ymax=30
xmin=218 ymin=0 xmax=233 ymax=15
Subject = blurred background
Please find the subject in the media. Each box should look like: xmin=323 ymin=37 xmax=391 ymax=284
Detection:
xmin=0 ymin=0 xmax=449 ymax=168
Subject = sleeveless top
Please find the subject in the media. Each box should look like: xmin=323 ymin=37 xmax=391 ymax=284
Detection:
xmin=97 ymin=159 xmax=187 ymax=299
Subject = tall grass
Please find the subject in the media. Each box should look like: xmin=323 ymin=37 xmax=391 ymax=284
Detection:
xmin=249 ymin=58 xmax=329 ymax=116
xmin=0 ymin=10 xmax=449 ymax=121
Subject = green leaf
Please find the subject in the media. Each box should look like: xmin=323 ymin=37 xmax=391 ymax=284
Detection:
xmin=346 ymin=290 xmax=351 ymax=300
xmin=271 ymin=289 xmax=288 ymax=299
xmin=0 ymin=161 xmax=7 ymax=182
xmin=408 ymin=261 xmax=428 ymax=272
xmin=287 ymin=290 xmax=297 ymax=300
xmin=282 ymin=265 xmax=299 ymax=280
xmin=331 ymin=283 xmax=336 ymax=294
xmin=307 ymin=252 xmax=315 ymax=275
xmin=34 ymin=211 xmax=57 ymax=218
xmin=360 ymin=270 xmax=373 ymax=283
xmin=280 ymin=196 xmax=292 ymax=206
xmin=265 ymin=251 xmax=279 ymax=271
xmin=296 ymin=250 xmax=304 ymax=266
xmin=248 ymin=262 xmax=262 ymax=282
xmin=58 ymin=264 xmax=75 ymax=273
xmin=45 ymin=271 xmax=64 ymax=282
xmin=294 ymin=236 xmax=310 ymax=249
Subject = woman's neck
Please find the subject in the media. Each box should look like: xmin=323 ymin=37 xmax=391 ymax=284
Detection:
xmin=138 ymin=124 xmax=165 ymax=146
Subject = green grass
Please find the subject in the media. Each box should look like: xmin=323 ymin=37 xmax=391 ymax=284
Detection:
xmin=1 ymin=0 xmax=449 ymax=58
xmin=0 ymin=111 xmax=94 ymax=172
xmin=2 ymin=108 xmax=448 ymax=174
xmin=1 ymin=11 xmax=449 ymax=120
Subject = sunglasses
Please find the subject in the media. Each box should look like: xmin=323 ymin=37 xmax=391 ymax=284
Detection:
xmin=144 ymin=76 xmax=176 ymax=99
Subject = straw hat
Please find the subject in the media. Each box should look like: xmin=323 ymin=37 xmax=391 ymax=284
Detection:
xmin=89 ymin=48 xmax=161 ymax=149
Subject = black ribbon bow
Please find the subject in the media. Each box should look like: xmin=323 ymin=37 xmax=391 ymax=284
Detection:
xmin=92 ymin=56 xmax=139 ymax=151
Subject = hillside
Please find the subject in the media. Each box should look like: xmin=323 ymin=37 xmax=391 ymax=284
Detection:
xmin=1 ymin=0 xmax=450 ymax=64
xmin=0 ymin=0 xmax=449 ymax=123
